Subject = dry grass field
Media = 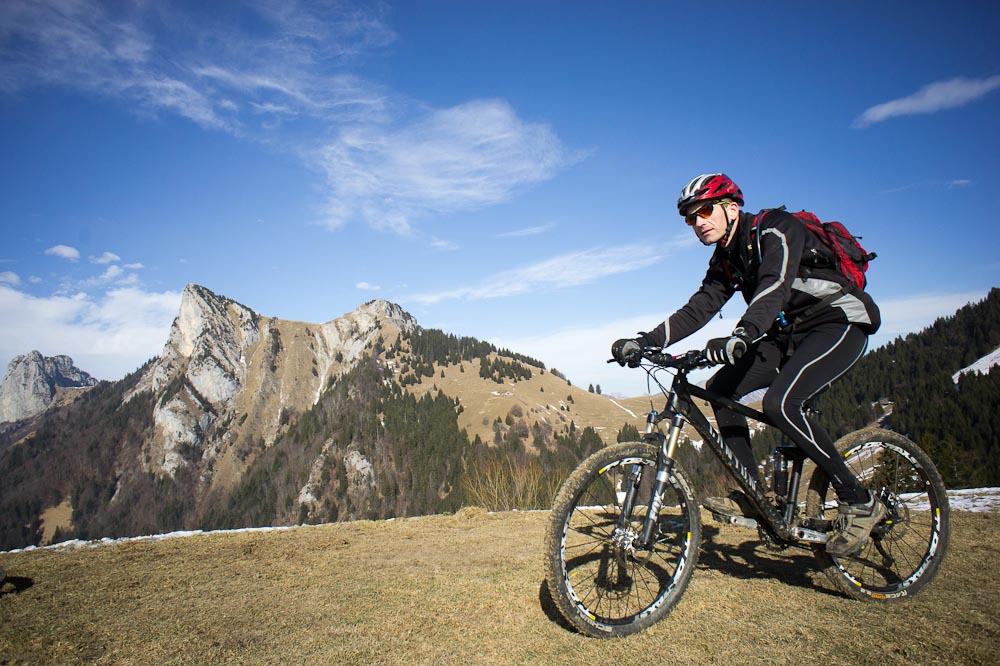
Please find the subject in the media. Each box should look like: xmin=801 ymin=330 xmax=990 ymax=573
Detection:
xmin=1 ymin=509 xmax=997 ymax=665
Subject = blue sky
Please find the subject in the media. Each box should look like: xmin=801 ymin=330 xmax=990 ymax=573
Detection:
xmin=1 ymin=1 xmax=998 ymax=397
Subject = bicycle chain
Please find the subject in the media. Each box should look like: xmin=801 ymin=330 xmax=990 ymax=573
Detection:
xmin=757 ymin=522 xmax=789 ymax=552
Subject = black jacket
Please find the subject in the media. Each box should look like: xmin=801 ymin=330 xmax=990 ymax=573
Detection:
xmin=646 ymin=209 xmax=880 ymax=348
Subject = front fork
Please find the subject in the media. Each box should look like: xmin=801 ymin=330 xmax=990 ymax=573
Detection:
xmin=617 ymin=409 xmax=686 ymax=551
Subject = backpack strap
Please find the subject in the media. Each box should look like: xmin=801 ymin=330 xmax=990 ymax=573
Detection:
xmin=748 ymin=206 xmax=788 ymax=266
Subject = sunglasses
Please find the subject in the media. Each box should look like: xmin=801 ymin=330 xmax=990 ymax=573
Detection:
xmin=685 ymin=200 xmax=734 ymax=225
xmin=684 ymin=202 xmax=716 ymax=225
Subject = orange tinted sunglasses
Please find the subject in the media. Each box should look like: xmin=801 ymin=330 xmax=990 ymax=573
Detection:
xmin=684 ymin=202 xmax=716 ymax=225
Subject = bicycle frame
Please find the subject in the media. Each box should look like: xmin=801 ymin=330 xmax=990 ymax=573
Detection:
xmin=626 ymin=355 xmax=830 ymax=549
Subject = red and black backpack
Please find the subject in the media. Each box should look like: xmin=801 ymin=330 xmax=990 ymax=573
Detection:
xmin=751 ymin=207 xmax=876 ymax=290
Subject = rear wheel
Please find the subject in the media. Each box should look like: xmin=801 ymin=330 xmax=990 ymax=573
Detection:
xmin=805 ymin=427 xmax=949 ymax=600
xmin=543 ymin=442 xmax=701 ymax=637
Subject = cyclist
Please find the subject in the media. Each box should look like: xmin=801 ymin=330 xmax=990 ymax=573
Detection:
xmin=611 ymin=173 xmax=884 ymax=557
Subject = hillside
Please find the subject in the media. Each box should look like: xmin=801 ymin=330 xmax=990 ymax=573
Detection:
xmin=812 ymin=287 xmax=1000 ymax=488
xmin=1 ymin=509 xmax=998 ymax=664
xmin=0 ymin=286 xmax=667 ymax=551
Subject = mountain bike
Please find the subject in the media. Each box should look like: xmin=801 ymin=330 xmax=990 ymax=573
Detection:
xmin=543 ymin=347 xmax=950 ymax=638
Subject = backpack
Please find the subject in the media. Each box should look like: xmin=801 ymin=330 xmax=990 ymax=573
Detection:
xmin=751 ymin=207 xmax=876 ymax=290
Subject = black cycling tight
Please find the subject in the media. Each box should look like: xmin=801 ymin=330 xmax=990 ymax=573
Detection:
xmin=706 ymin=322 xmax=870 ymax=504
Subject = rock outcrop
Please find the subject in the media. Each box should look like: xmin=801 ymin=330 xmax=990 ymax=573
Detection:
xmin=0 ymin=351 xmax=99 ymax=423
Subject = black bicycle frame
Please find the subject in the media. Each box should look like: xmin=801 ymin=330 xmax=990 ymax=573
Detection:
xmin=642 ymin=367 xmax=798 ymax=544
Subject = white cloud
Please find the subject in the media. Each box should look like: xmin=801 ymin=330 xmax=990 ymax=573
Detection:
xmin=45 ymin=245 xmax=80 ymax=261
xmin=497 ymin=224 xmax=555 ymax=238
xmin=0 ymin=271 xmax=20 ymax=286
xmin=356 ymin=281 xmax=381 ymax=291
xmin=855 ymin=75 xmax=1000 ymax=127
xmin=314 ymin=99 xmax=578 ymax=234
xmin=0 ymin=285 xmax=181 ymax=380
xmin=91 ymin=251 xmax=121 ymax=264
xmin=430 ymin=239 xmax=458 ymax=251
xmin=408 ymin=244 xmax=664 ymax=305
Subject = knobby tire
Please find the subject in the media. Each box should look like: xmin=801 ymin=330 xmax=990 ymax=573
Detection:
xmin=543 ymin=442 xmax=701 ymax=637
xmin=805 ymin=427 xmax=950 ymax=600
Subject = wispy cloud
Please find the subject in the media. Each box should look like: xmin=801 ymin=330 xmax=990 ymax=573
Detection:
xmin=854 ymin=75 xmax=1000 ymax=128
xmin=1 ymin=1 xmax=573 ymax=238
xmin=0 ymin=0 xmax=394 ymax=133
xmin=430 ymin=239 xmax=459 ymax=251
xmin=877 ymin=178 xmax=974 ymax=196
xmin=497 ymin=224 xmax=556 ymax=238
xmin=355 ymin=281 xmax=381 ymax=291
xmin=0 ymin=271 xmax=20 ymax=286
xmin=45 ymin=245 xmax=80 ymax=261
xmin=408 ymin=244 xmax=663 ymax=305
xmin=314 ymin=99 xmax=578 ymax=234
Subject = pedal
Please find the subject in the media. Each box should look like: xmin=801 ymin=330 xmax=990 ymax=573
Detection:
xmin=711 ymin=512 xmax=758 ymax=529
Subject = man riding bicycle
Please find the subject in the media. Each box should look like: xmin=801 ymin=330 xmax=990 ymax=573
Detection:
xmin=611 ymin=173 xmax=884 ymax=557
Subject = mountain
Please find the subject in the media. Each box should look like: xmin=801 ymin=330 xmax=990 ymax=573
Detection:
xmin=123 ymin=284 xmax=418 ymax=482
xmin=0 ymin=284 xmax=651 ymax=550
xmin=0 ymin=351 xmax=98 ymax=424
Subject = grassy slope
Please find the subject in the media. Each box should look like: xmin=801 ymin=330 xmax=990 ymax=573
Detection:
xmin=1 ymin=510 xmax=996 ymax=665
xmin=407 ymin=354 xmax=682 ymax=447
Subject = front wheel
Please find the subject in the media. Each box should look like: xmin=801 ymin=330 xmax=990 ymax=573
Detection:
xmin=543 ymin=442 xmax=701 ymax=637
xmin=805 ymin=427 xmax=949 ymax=600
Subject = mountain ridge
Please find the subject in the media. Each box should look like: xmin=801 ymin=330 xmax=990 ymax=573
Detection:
xmin=0 ymin=283 xmax=649 ymax=549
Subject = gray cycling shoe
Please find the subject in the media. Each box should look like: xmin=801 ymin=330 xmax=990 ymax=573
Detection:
xmin=826 ymin=491 xmax=888 ymax=557
xmin=703 ymin=491 xmax=758 ymax=518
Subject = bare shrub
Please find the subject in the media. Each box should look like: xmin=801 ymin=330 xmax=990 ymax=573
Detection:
xmin=462 ymin=458 xmax=560 ymax=511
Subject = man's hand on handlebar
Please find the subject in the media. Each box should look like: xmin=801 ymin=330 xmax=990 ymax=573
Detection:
xmin=704 ymin=327 xmax=751 ymax=365
xmin=611 ymin=337 xmax=644 ymax=367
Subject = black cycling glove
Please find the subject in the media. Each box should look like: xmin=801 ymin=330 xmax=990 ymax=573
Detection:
xmin=704 ymin=328 xmax=751 ymax=365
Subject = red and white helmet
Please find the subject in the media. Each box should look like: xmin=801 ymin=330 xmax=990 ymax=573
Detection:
xmin=677 ymin=173 xmax=744 ymax=215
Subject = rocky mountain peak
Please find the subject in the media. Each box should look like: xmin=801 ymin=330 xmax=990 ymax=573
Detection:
xmin=353 ymin=299 xmax=418 ymax=335
xmin=126 ymin=285 xmax=420 ymax=480
xmin=0 ymin=351 xmax=98 ymax=423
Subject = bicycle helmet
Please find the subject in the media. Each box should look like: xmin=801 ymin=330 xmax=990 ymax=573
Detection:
xmin=677 ymin=173 xmax=744 ymax=215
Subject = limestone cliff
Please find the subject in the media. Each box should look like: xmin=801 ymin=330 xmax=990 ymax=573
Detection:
xmin=126 ymin=284 xmax=417 ymax=483
xmin=0 ymin=351 xmax=99 ymax=423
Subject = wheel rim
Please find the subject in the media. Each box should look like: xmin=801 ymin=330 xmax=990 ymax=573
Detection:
xmin=823 ymin=440 xmax=947 ymax=597
xmin=558 ymin=456 xmax=695 ymax=628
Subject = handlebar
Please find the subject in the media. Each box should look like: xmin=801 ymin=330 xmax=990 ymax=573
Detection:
xmin=608 ymin=348 xmax=714 ymax=372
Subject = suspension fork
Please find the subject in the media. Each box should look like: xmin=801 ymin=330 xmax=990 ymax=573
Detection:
xmin=615 ymin=409 xmax=659 ymax=533
xmin=620 ymin=407 xmax=686 ymax=550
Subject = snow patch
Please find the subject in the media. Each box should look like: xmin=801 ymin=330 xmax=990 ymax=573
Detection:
xmin=952 ymin=346 xmax=1000 ymax=383
xmin=609 ymin=399 xmax=637 ymax=418
xmin=5 ymin=487 xmax=999 ymax=556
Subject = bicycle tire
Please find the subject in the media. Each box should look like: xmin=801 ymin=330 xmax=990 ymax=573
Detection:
xmin=805 ymin=426 xmax=950 ymax=601
xmin=543 ymin=442 xmax=701 ymax=637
